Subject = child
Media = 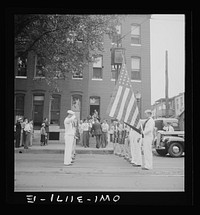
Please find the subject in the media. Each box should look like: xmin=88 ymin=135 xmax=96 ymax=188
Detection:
xmin=40 ymin=123 xmax=47 ymax=146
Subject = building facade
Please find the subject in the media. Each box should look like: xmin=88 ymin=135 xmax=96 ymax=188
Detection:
xmin=14 ymin=15 xmax=151 ymax=141
xmin=152 ymin=92 xmax=185 ymax=119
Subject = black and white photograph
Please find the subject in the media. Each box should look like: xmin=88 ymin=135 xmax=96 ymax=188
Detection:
xmin=5 ymin=11 xmax=193 ymax=205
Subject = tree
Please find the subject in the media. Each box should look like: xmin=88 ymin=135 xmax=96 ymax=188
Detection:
xmin=15 ymin=14 xmax=122 ymax=91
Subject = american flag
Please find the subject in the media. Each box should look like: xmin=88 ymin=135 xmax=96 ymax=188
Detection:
xmin=106 ymin=61 xmax=140 ymax=130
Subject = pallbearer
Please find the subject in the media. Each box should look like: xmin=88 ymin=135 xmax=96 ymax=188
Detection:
xmin=64 ymin=110 xmax=76 ymax=166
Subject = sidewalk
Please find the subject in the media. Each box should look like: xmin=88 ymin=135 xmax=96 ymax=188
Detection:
xmin=14 ymin=139 xmax=114 ymax=154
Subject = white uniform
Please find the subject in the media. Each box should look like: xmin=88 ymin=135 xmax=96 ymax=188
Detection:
xmin=142 ymin=117 xmax=155 ymax=169
xmin=129 ymin=128 xmax=142 ymax=165
xmin=64 ymin=115 xmax=76 ymax=165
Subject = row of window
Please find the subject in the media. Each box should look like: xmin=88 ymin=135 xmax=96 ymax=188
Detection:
xmin=15 ymin=94 xmax=101 ymax=126
xmin=16 ymin=55 xmax=142 ymax=81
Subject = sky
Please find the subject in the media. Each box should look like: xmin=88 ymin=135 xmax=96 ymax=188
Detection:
xmin=150 ymin=14 xmax=185 ymax=105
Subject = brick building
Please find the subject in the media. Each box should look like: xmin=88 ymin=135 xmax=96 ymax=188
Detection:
xmin=14 ymin=14 xmax=151 ymax=141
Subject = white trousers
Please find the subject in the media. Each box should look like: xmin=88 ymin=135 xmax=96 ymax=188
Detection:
xmin=129 ymin=132 xmax=142 ymax=165
xmin=143 ymin=137 xmax=153 ymax=169
xmin=64 ymin=134 xmax=74 ymax=165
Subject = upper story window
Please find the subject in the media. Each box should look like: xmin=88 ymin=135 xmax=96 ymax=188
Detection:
xmin=131 ymin=57 xmax=141 ymax=81
xmin=35 ymin=55 xmax=45 ymax=78
xmin=92 ymin=55 xmax=103 ymax=80
xmin=16 ymin=52 xmax=27 ymax=77
xmin=111 ymin=65 xmax=116 ymax=80
xmin=131 ymin=24 xmax=141 ymax=45
xmin=72 ymin=70 xmax=83 ymax=79
xmin=111 ymin=25 xmax=122 ymax=47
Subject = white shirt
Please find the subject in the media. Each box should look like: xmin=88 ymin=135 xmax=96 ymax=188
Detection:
xmin=82 ymin=122 xmax=90 ymax=131
xmin=101 ymin=123 xmax=109 ymax=132
xmin=143 ymin=117 xmax=155 ymax=138
xmin=64 ymin=115 xmax=76 ymax=135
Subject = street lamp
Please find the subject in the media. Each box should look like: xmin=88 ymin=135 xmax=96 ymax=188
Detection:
xmin=135 ymin=91 xmax=141 ymax=118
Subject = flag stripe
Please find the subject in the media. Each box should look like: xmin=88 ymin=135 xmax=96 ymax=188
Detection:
xmin=121 ymin=90 xmax=133 ymax=122
xmin=124 ymin=93 xmax=135 ymax=122
xmin=116 ymin=88 xmax=130 ymax=121
xmin=109 ymin=85 xmax=123 ymax=117
xmin=130 ymin=106 xmax=139 ymax=126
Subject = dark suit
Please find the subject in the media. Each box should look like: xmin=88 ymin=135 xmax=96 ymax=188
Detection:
xmin=91 ymin=122 xmax=102 ymax=148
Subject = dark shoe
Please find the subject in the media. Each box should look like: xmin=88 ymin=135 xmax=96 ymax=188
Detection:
xmin=132 ymin=164 xmax=141 ymax=167
xmin=142 ymin=167 xmax=149 ymax=170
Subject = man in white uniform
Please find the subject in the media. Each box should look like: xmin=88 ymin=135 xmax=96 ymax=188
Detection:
xmin=141 ymin=109 xmax=155 ymax=170
xmin=64 ymin=110 xmax=76 ymax=166
xmin=129 ymin=125 xmax=142 ymax=167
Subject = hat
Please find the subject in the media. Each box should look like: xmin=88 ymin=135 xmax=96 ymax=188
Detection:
xmin=67 ymin=110 xmax=75 ymax=115
xmin=145 ymin=109 xmax=152 ymax=114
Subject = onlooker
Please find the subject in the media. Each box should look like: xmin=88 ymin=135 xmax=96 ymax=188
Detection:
xmin=40 ymin=123 xmax=47 ymax=146
xmin=24 ymin=118 xmax=31 ymax=149
xmin=29 ymin=119 xmax=34 ymax=146
xmin=82 ymin=119 xmax=90 ymax=148
xmin=101 ymin=119 xmax=109 ymax=148
xmin=109 ymin=122 xmax=114 ymax=143
xmin=21 ymin=117 xmax=28 ymax=146
xmin=163 ymin=122 xmax=174 ymax=132
xmin=15 ymin=118 xmax=22 ymax=148
xmin=78 ymin=120 xmax=83 ymax=145
xmin=91 ymin=118 xmax=102 ymax=148
xmin=44 ymin=118 xmax=49 ymax=145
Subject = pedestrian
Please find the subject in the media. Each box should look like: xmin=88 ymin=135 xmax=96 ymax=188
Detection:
xmin=24 ymin=118 xmax=31 ymax=149
xmin=78 ymin=120 xmax=83 ymax=145
xmin=101 ymin=119 xmax=109 ymax=148
xmin=91 ymin=118 xmax=102 ymax=148
xmin=44 ymin=118 xmax=49 ymax=145
xmin=113 ymin=120 xmax=119 ymax=154
xmin=40 ymin=123 xmax=47 ymax=146
xmin=109 ymin=122 xmax=115 ymax=143
xmin=15 ymin=118 xmax=22 ymax=148
xmin=64 ymin=110 xmax=76 ymax=166
xmin=82 ymin=119 xmax=90 ymax=148
xmin=21 ymin=117 xmax=28 ymax=147
xmin=141 ymin=109 xmax=155 ymax=170
xmin=29 ymin=119 xmax=34 ymax=146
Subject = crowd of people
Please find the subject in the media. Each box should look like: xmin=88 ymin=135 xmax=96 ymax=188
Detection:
xmin=14 ymin=117 xmax=34 ymax=149
xmin=14 ymin=117 xmax=49 ymax=149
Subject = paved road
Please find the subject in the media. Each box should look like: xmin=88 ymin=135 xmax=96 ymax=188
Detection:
xmin=15 ymin=153 xmax=184 ymax=192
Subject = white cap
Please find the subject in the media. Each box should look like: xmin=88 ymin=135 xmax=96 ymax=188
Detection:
xmin=67 ymin=110 xmax=75 ymax=115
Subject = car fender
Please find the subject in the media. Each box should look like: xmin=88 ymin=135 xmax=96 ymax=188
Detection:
xmin=163 ymin=136 xmax=184 ymax=149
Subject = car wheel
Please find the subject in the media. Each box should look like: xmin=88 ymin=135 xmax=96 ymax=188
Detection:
xmin=168 ymin=142 xmax=183 ymax=157
xmin=156 ymin=149 xmax=168 ymax=156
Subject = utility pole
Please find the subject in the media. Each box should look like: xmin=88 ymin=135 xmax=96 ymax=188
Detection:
xmin=165 ymin=50 xmax=169 ymax=118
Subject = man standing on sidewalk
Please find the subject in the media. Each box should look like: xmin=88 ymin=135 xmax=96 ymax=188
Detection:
xmin=91 ymin=118 xmax=102 ymax=148
xmin=64 ymin=110 xmax=76 ymax=166
xmin=141 ymin=109 xmax=155 ymax=170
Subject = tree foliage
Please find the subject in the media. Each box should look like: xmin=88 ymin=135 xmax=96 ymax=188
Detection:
xmin=15 ymin=14 xmax=122 ymax=91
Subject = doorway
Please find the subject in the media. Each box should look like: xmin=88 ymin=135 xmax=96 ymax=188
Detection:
xmin=89 ymin=96 xmax=100 ymax=119
xmin=33 ymin=95 xmax=44 ymax=129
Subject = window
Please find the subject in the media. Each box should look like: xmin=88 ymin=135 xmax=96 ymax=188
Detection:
xmin=35 ymin=55 xmax=45 ymax=77
xmin=16 ymin=53 xmax=27 ymax=77
xmin=72 ymin=70 xmax=83 ymax=79
xmin=92 ymin=55 xmax=103 ymax=80
xmin=131 ymin=57 xmax=141 ymax=80
xmin=111 ymin=65 xmax=116 ymax=80
xmin=15 ymin=94 xmax=25 ymax=117
xmin=131 ymin=24 xmax=141 ymax=45
xmin=111 ymin=25 xmax=122 ymax=47
xmin=50 ymin=95 xmax=61 ymax=125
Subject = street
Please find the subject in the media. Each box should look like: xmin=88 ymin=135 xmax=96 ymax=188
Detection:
xmin=14 ymin=152 xmax=184 ymax=192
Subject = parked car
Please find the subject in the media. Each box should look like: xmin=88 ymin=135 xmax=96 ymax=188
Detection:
xmin=155 ymin=130 xmax=184 ymax=157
